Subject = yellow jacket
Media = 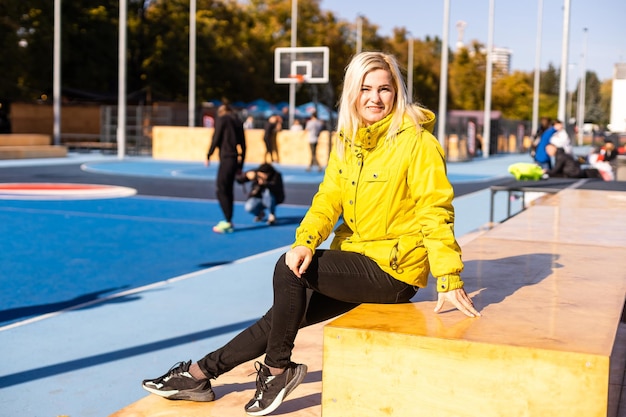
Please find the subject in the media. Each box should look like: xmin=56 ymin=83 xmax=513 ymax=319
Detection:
xmin=293 ymin=109 xmax=464 ymax=292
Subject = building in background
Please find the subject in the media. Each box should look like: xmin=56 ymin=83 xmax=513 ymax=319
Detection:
xmin=491 ymin=47 xmax=513 ymax=75
xmin=609 ymin=63 xmax=626 ymax=133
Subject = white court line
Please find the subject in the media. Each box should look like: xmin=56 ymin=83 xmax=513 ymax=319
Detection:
xmin=0 ymin=246 xmax=290 ymax=332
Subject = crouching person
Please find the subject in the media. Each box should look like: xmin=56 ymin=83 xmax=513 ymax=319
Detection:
xmin=237 ymin=163 xmax=285 ymax=225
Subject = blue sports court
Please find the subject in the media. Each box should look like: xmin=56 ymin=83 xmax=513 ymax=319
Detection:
xmin=0 ymin=153 xmax=563 ymax=416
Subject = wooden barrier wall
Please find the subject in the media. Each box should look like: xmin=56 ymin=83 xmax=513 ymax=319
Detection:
xmin=152 ymin=126 xmax=334 ymax=166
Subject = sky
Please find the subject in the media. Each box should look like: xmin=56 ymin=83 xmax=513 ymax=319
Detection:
xmin=320 ymin=0 xmax=626 ymax=85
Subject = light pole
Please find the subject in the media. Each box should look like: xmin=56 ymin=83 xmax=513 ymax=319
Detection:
xmin=576 ymin=28 xmax=588 ymax=146
xmin=437 ymin=0 xmax=450 ymax=148
xmin=557 ymin=0 xmax=571 ymax=122
xmin=356 ymin=15 xmax=363 ymax=54
xmin=567 ymin=63 xmax=576 ymax=123
xmin=53 ymin=0 xmax=61 ymax=146
xmin=531 ymin=0 xmax=544 ymax=137
xmin=117 ymin=0 xmax=127 ymax=159
xmin=188 ymin=0 xmax=197 ymax=127
xmin=288 ymin=0 xmax=298 ymax=129
xmin=482 ymin=0 xmax=495 ymax=158
xmin=407 ymin=35 xmax=414 ymax=101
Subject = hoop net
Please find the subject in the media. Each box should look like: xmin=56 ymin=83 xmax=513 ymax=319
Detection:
xmin=288 ymin=74 xmax=306 ymax=84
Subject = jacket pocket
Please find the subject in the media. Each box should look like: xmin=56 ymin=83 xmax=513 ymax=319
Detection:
xmin=362 ymin=168 xmax=389 ymax=182
xmin=390 ymin=235 xmax=428 ymax=276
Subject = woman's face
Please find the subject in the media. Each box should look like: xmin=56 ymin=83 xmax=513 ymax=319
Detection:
xmin=358 ymin=69 xmax=395 ymax=126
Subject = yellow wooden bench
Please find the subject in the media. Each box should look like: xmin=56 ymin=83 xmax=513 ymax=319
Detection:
xmin=0 ymin=133 xmax=51 ymax=146
xmin=322 ymin=189 xmax=626 ymax=417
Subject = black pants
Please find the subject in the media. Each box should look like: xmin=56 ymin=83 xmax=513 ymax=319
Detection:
xmin=215 ymin=157 xmax=238 ymax=222
xmin=197 ymin=249 xmax=416 ymax=377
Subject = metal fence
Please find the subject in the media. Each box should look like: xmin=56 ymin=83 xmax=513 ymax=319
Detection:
xmin=441 ymin=111 xmax=532 ymax=160
xmin=100 ymin=105 xmax=173 ymax=155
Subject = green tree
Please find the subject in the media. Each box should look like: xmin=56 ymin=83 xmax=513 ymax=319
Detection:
xmin=62 ymin=1 xmax=121 ymax=97
xmin=492 ymin=71 xmax=534 ymax=119
xmin=540 ymin=63 xmax=559 ymax=96
xmin=448 ymin=41 xmax=486 ymax=110
xmin=537 ymin=93 xmax=558 ymax=121
xmin=4 ymin=0 xmax=611 ymax=128
xmin=581 ymin=71 xmax=605 ymax=124
xmin=411 ymin=37 xmax=443 ymax=111
xmin=386 ymin=29 xmax=441 ymax=111
xmin=598 ymin=79 xmax=612 ymax=127
xmin=516 ymin=64 xmax=559 ymax=121
xmin=2 ymin=0 xmax=145 ymax=101
xmin=0 ymin=0 xmax=31 ymax=100
xmin=141 ymin=0 xmax=195 ymax=101
xmin=294 ymin=1 xmax=366 ymax=107
xmin=3 ymin=1 xmax=55 ymax=101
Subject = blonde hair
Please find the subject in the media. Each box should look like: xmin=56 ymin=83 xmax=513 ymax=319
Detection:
xmin=336 ymin=52 xmax=426 ymax=155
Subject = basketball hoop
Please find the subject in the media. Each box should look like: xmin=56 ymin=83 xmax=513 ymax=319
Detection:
xmin=274 ymin=46 xmax=329 ymax=84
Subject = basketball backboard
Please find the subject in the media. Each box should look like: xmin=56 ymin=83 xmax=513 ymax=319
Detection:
xmin=274 ymin=46 xmax=330 ymax=84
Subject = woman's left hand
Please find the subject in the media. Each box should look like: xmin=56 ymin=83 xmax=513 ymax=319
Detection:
xmin=434 ymin=288 xmax=481 ymax=318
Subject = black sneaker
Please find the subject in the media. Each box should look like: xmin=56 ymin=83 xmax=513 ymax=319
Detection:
xmin=244 ymin=361 xmax=308 ymax=416
xmin=142 ymin=360 xmax=216 ymax=402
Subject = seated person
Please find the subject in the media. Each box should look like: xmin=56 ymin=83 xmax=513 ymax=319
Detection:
xmin=236 ymin=163 xmax=285 ymax=224
xmin=594 ymin=138 xmax=618 ymax=163
xmin=544 ymin=144 xmax=601 ymax=179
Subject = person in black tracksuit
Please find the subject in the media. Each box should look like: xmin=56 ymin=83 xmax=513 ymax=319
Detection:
xmin=206 ymin=104 xmax=246 ymax=233
xmin=544 ymin=143 xmax=601 ymax=179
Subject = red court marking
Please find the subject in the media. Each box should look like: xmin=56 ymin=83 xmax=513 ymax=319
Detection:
xmin=0 ymin=183 xmax=137 ymax=200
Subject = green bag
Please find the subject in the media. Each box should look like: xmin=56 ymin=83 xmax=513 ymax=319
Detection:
xmin=508 ymin=162 xmax=544 ymax=181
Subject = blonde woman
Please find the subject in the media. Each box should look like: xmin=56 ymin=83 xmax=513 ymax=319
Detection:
xmin=142 ymin=51 xmax=480 ymax=416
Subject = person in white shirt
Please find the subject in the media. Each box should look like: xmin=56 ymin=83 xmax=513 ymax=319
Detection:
xmin=304 ymin=111 xmax=325 ymax=171
xmin=549 ymin=120 xmax=573 ymax=155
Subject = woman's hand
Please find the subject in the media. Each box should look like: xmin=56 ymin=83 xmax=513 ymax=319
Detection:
xmin=285 ymin=246 xmax=313 ymax=278
xmin=434 ymin=288 xmax=481 ymax=318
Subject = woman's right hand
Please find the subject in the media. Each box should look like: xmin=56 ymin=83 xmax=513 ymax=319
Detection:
xmin=285 ymin=246 xmax=313 ymax=278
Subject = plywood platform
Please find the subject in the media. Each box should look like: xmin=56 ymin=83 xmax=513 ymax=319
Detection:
xmin=0 ymin=133 xmax=67 ymax=159
xmin=0 ymin=145 xmax=67 ymax=159
xmin=323 ymin=189 xmax=626 ymax=417
xmin=0 ymin=133 xmax=51 ymax=146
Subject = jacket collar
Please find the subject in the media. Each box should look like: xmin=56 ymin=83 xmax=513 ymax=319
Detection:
xmin=352 ymin=114 xmax=393 ymax=150
xmin=342 ymin=107 xmax=436 ymax=151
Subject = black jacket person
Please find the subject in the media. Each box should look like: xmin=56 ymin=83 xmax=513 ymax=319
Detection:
xmin=206 ymin=104 xmax=246 ymax=233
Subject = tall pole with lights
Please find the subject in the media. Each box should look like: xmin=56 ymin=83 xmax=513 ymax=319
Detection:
xmin=482 ymin=0 xmax=495 ymax=158
xmin=407 ymin=35 xmax=414 ymax=101
xmin=117 ymin=0 xmax=127 ymax=159
xmin=356 ymin=15 xmax=363 ymax=54
xmin=188 ymin=0 xmax=197 ymax=127
xmin=576 ymin=28 xmax=588 ymax=146
xmin=531 ymin=0 xmax=544 ymax=137
xmin=557 ymin=0 xmax=571 ymax=122
xmin=288 ymin=0 xmax=298 ymax=129
xmin=53 ymin=0 xmax=61 ymax=145
xmin=437 ymin=0 xmax=450 ymax=147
